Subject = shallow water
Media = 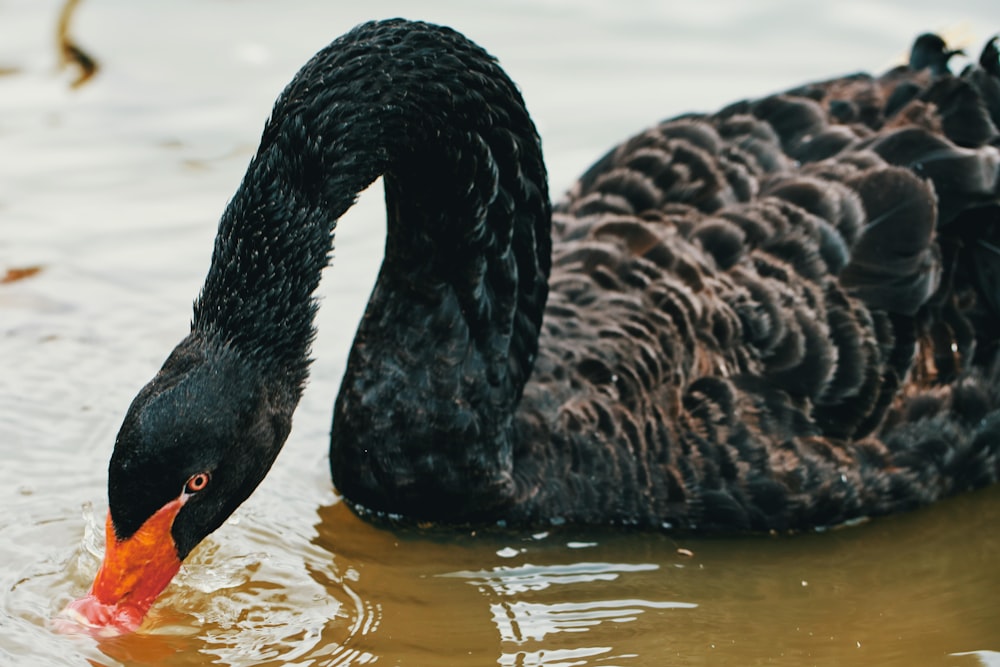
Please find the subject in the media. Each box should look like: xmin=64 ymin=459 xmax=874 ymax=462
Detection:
xmin=2 ymin=0 xmax=1000 ymax=665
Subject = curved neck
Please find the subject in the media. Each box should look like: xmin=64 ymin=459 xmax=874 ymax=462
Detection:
xmin=188 ymin=20 xmax=550 ymax=517
xmin=191 ymin=20 xmax=551 ymax=400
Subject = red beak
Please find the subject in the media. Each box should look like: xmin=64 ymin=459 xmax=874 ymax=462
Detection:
xmin=62 ymin=497 xmax=185 ymax=635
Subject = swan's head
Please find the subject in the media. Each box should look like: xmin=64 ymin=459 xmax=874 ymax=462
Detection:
xmin=62 ymin=337 xmax=294 ymax=635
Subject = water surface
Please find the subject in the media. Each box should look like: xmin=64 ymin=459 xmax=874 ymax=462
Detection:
xmin=2 ymin=1 xmax=999 ymax=665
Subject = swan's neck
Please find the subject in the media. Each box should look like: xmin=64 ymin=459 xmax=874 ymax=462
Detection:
xmin=190 ymin=21 xmax=550 ymax=517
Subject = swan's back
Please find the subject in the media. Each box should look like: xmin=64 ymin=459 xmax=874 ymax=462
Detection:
xmin=510 ymin=36 xmax=1000 ymax=531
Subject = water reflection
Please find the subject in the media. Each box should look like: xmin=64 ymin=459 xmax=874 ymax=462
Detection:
xmin=313 ymin=500 xmax=703 ymax=666
xmin=953 ymin=651 xmax=1000 ymax=667
xmin=445 ymin=561 xmax=695 ymax=648
xmin=488 ymin=596 xmax=695 ymax=644
xmin=446 ymin=560 xmax=662 ymax=595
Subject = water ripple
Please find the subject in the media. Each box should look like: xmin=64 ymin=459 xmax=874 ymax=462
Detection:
xmin=490 ymin=597 xmax=697 ymax=643
xmin=443 ymin=561 xmax=662 ymax=595
xmin=445 ymin=559 xmax=696 ymax=663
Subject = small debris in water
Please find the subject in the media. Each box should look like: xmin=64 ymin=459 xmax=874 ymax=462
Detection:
xmin=57 ymin=0 xmax=99 ymax=88
xmin=1 ymin=266 xmax=43 ymax=284
xmin=676 ymin=548 xmax=694 ymax=557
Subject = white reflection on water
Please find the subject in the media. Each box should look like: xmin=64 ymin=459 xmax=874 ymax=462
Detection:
xmin=445 ymin=561 xmax=663 ymax=595
xmin=489 ymin=597 xmax=696 ymax=643
xmin=444 ymin=560 xmax=696 ymax=652
xmin=953 ymin=651 xmax=1000 ymax=667
xmin=498 ymin=645 xmax=615 ymax=667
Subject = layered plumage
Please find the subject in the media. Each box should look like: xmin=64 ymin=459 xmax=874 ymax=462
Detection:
xmin=493 ymin=33 xmax=1000 ymax=531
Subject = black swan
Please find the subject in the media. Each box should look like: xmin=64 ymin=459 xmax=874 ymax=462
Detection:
xmin=65 ymin=21 xmax=1000 ymax=634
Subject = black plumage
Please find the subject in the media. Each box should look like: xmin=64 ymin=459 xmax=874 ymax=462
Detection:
xmin=107 ymin=21 xmax=1000 ymax=553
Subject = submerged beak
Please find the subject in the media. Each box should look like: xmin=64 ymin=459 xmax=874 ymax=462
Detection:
xmin=62 ymin=497 xmax=185 ymax=635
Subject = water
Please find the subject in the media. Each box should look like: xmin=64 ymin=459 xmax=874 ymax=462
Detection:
xmin=2 ymin=0 xmax=999 ymax=664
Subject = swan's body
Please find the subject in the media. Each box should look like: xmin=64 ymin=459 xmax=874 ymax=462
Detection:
xmin=67 ymin=21 xmax=1000 ymax=633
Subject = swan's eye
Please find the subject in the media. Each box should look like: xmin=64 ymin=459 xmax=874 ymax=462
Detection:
xmin=185 ymin=472 xmax=210 ymax=494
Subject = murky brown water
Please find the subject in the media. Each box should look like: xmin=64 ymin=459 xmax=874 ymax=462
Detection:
xmin=3 ymin=1 xmax=1000 ymax=665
